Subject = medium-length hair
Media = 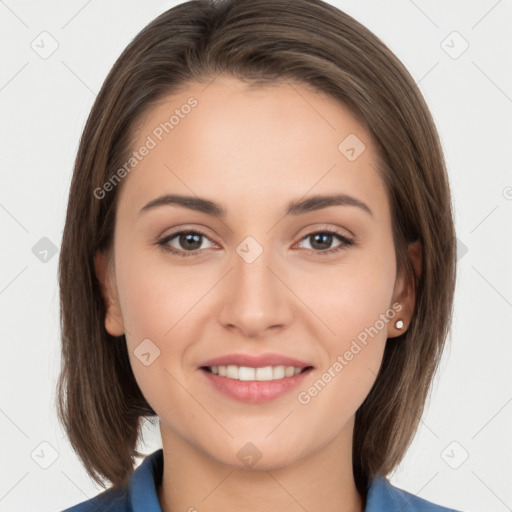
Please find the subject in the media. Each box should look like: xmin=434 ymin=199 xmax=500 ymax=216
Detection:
xmin=57 ymin=0 xmax=456 ymax=495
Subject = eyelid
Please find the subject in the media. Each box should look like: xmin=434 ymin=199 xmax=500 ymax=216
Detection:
xmin=294 ymin=222 xmax=355 ymax=240
xmin=157 ymin=224 xmax=217 ymax=243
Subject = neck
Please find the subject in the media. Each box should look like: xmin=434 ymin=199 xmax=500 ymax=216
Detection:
xmin=157 ymin=421 xmax=365 ymax=512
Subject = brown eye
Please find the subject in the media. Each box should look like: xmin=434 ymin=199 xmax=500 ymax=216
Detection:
xmin=158 ymin=230 xmax=216 ymax=257
xmin=297 ymin=230 xmax=354 ymax=255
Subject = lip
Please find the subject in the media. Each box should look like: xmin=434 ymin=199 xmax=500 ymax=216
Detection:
xmin=199 ymin=352 xmax=313 ymax=369
xmin=200 ymin=366 xmax=313 ymax=404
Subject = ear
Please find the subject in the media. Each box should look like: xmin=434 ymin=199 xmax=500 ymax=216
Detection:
xmin=94 ymin=250 xmax=125 ymax=336
xmin=388 ymin=240 xmax=422 ymax=338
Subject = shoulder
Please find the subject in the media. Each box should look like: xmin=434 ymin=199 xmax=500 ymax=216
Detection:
xmin=60 ymin=449 xmax=164 ymax=512
xmin=60 ymin=485 xmax=129 ymax=512
xmin=366 ymin=476 xmax=464 ymax=512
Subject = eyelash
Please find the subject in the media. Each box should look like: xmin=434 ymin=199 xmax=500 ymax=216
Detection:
xmin=156 ymin=228 xmax=355 ymax=258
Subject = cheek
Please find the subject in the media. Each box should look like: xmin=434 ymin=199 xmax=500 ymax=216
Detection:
xmin=295 ymin=264 xmax=394 ymax=425
xmin=300 ymin=243 xmax=396 ymax=402
xmin=115 ymin=246 xmax=209 ymax=341
xmin=114 ymin=253 xmax=198 ymax=418
xmin=306 ymin=250 xmax=396 ymax=346
xmin=113 ymin=248 xmax=222 ymax=401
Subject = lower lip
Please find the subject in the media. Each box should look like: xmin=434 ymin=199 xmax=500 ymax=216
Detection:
xmin=200 ymin=368 xmax=313 ymax=403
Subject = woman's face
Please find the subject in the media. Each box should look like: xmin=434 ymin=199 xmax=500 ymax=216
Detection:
xmin=97 ymin=75 xmax=416 ymax=469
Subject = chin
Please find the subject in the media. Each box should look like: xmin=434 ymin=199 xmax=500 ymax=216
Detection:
xmin=198 ymin=432 xmax=314 ymax=472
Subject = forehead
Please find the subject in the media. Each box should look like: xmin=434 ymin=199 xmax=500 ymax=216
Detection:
xmin=117 ymin=75 xmax=387 ymax=220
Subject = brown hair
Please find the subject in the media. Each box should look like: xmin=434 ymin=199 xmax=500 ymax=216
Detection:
xmin=56 ymin=0 xmax=456 ymax=495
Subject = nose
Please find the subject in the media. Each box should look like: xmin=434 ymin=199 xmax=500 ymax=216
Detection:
xmin=217 ymin=244 xmax=293 ymax=339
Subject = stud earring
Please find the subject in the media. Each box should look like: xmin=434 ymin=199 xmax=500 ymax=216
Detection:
xmin=394 ymin=319 xmax=404 ymax=329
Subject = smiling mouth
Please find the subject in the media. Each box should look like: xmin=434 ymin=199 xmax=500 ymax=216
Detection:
xmin=200 ymin=365 xmax=313 ymax=381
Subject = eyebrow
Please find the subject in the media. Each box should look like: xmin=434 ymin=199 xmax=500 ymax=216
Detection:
xmin=138 ymin=193 xmax=373 ymax=218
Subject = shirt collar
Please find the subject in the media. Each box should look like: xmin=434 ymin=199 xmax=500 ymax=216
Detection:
xmin=129 ymin=449 xmax=456 ymax=512
xmin=129 ymin=449 xmax=163 ymax=511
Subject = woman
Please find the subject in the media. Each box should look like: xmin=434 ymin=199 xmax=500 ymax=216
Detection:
xmin=57 ymin=0 xmax=461 ymax=510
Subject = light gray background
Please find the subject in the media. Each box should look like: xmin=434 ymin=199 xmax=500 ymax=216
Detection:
xmin=1 ymin=1 xmax=511 ymax=511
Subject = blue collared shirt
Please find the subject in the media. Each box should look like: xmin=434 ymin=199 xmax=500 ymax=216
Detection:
xmin=62 ymin=449 xmax=462 ymax=511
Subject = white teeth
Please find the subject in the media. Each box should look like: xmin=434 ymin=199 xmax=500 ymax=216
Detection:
xmin=238 ymin=366 xmax=255 ymax=381
xmin=226 ymin=365 xmax=238 ymax=379
xmin=207 ymin=365 xmax=307 ymax=381
xmin=273 ymin=365 xmax=285 ymax=379
xmin=256 ymin=366 xmax=273 ymax=381
xmin=284 ymin=366 xmax=295 ymax=377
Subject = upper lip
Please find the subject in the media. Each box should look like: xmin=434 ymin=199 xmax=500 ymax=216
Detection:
xmin=200 ymin=353 xmax=313 ymax=369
